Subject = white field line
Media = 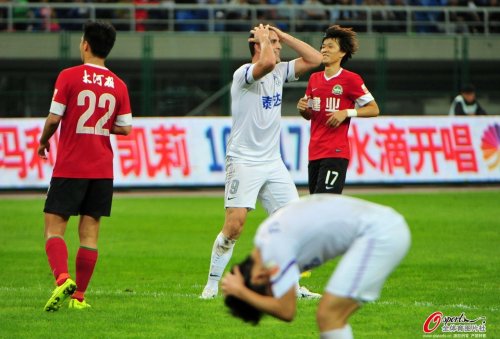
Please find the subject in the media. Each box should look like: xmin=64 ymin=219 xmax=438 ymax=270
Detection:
xmin=1 ymin=286 xmax=497 ymax=312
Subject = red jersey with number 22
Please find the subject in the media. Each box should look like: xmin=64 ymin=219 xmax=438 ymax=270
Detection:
xmin=50 ymin=63 xmax=132 ymax=178
xmin=305 ymin=69 xmax=373 ymax=161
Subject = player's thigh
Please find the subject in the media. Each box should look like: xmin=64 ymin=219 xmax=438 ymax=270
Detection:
xmin=313 ymin=158 xmax=348 ymax=194
xmin=259 ymin=161 xmax=299 ymax=214
xmin=44 ymin=177 xmax=89 ymax=217
xmin=224 ymin=160 xmax=266 ymax=210
xmin=308 ymin=160 xmax=321 ymax=194
xmin=325 ymin=220 xmax=410 ymax=302
xmin=80 ymin=179 xmax=113 ymax=218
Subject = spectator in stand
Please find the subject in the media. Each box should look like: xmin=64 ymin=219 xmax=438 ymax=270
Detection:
xmin=39 ymin=0 xmax=60 ymax=32
xmin=300 ymin=0 xmax=329 ymax=32
xmin=410 ymin=0 xmax=447 ymax=33
xmin=59 ymin=0 xmax=91 ymax=31
xmin=486 ymin=0 xmax=500 ymax=33
xmin=135 ymin=0 xmax=151 ymax=32
xmin=226 ymin=0 xmax=251 ymax=32
xmin=388 ymin=0 xmax=408 ymax=33
xmin=448 ymin=84 xmax=488 ymax=116
xmin=0 ymin=0 xmax=9 ymax=31
xmin=329 ymin=0 xmax=366 ymax=33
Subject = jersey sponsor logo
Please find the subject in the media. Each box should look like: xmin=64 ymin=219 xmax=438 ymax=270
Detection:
xmin=227 ymin=196 xmax=237 ymax=200
xmin=332 ymin=84 xmax=343 ymax=95
xmin=325 ymin=186 xmax=335 ymax=190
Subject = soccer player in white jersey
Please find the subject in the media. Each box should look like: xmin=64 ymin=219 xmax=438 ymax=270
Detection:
xmin=221 ymin=195 xmax=411 ymax=339
xmin=200 ymin=23 xmax=322 ymax=299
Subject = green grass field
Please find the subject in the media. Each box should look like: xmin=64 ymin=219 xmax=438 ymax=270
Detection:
xmin=0 ymin=190 xmax=498 ymax=338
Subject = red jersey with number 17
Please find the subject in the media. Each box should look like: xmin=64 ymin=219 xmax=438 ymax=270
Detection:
xmin=49 ymin=63 xmax=132 ymax=178
xmin=305 ymin=69 xmax=374 ymax=161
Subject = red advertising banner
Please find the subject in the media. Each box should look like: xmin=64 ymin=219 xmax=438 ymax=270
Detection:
xmin=0 ymin=116 xmax=499 ymax=189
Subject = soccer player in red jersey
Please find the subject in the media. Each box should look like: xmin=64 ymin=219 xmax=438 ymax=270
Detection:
xmin=38 ymin=21 xmax=132 ymax=311
xmin=297 ymin=25 xmax=379 ymax=194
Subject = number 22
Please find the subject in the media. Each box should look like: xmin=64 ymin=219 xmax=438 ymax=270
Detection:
xmin=76 ymin=90 xmax=116 ymax=136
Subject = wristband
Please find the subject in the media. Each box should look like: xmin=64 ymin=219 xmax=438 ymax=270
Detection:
xmin=347 ymin=109 xmax=358 ymax=117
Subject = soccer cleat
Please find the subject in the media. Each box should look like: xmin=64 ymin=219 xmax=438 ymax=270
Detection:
xmin=300 ymin=270 xmax=312 ymax=278
xmin=68 ymin=298 xmax=91 ymax=310
xmin=297 ymin=285 xmax=322 ymax=299
xmin=44 ymin=278 xmax=77 ymax=311
xmin=200 ymin=285 xmax=218 ymax=299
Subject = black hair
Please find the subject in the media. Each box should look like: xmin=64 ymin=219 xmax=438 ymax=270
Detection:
xmin=322 ymin=25 xmax=359 ymax=66
xmin=83 ymin=21 xmax=116 ymax=59
xmin=249 ymin=32 xmax=256 ymax=57
xmin=224 ymin=255 xmax=267 ymax=325
xmin=460 ymin=83 xmax=476 ymax=93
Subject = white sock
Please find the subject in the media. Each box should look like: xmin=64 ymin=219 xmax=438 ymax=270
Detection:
xmin=320 ymin=324 xmax=353 ymax=339
xmin=207 ymin=232 xmax=236 ymax=284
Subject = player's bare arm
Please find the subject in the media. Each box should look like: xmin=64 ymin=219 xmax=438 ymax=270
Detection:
xmin=326 ymin=100 xmax=380 ymax=128
xmin=38 ymin=113 xmax=62 ymax=159
xmin=221 ymin=266 xmax=297 ymax=322
xmin=111 ymin=125 xmax=132 ymax=136
xmin=297 ymin=96 xmax=311 ymax=120
xmin=249 ymin=24 xmax=276 ymax=80
xmin=269 ymin=26 xmax=322 ymax=77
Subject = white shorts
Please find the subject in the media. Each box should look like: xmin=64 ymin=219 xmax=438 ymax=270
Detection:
xmin=326 ymin=214 xmax=411 ymax=302
xmin=224 ymin=157 xmax=299 ymax=214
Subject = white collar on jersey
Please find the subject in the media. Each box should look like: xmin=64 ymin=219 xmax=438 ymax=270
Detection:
xmin=84 ymin=63 xmax=109 ymax=70
xmin=323 ymin=68 xmax=343 ymax=81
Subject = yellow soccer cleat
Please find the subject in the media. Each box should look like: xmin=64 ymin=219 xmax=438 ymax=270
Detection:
xmin=44 ymin=278 xmax=77 ymax=312
xmin=68 ymin=298 xmax=92 ymax=310
xmin=300 ymin=270 xmax=312 ymax=278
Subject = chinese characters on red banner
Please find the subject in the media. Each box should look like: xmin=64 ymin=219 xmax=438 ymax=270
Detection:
xmin=0 ymin=120 xmax=483 ymax=186
xmin=116 ymin=125 xmax=191 ymax=177
xmin=349 ymin=123 xmax=478 ymax=174
xmin=0 ymin=126 xmax=58 ymax=179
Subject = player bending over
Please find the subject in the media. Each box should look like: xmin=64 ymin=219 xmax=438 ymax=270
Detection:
xmin=222 ymin=194 xmax=411 ymax=338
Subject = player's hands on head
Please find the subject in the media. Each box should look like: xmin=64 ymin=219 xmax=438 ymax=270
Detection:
xmin=268 ymin=25 xmax=284 ymax=38
xmin=248 ymin=23 xmax=270 ymax=44
xmin=221 ymin=265 xmax=245 ymax=298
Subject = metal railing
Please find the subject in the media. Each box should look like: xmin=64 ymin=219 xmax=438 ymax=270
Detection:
xmin=0 ymin=2 xmax=499 ymax=34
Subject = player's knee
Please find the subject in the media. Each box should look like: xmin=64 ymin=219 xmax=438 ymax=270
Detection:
xmin=223 ymin=209 xmax=247 ymax=238
xmin=224 ymin=219 xmax=245 ymax=239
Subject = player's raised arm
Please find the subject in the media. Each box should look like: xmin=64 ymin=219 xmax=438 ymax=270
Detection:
xmin=250 ymin=24 xmax=277 ymax=80
xmin=269 ymin=26 xmax=322 ymax=77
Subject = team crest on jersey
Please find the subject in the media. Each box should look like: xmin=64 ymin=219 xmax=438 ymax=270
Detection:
xmin=332 ymin=85 xmax=343 ymax=95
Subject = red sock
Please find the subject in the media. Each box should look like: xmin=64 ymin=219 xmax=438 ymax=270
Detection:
xmin=75 ymin=247 xmax=98 ymax=301
xmin=45 ymin=237 xmax=68 ymax=286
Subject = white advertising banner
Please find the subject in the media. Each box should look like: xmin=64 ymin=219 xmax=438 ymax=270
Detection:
xmin=0 ymin=116 xmax=499 ymax=189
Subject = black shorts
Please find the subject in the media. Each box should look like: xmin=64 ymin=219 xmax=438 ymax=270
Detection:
xmin=308 ymin=158 xmax=349 ymax=194
xmin=44 ymin=178 xmax=114 ymax=218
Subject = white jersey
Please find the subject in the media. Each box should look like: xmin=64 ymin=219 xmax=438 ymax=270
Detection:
xmin=226 ymin=60 xmax=298 ymax=162
xmin=254 ymin=194 xmax=408 ymax=299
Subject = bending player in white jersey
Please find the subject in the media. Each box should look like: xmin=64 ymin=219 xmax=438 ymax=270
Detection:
xmin=221 ymin=195 xmax=411 ymax=339
xmin=200 ymin=23 xmax=322 ymax=299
